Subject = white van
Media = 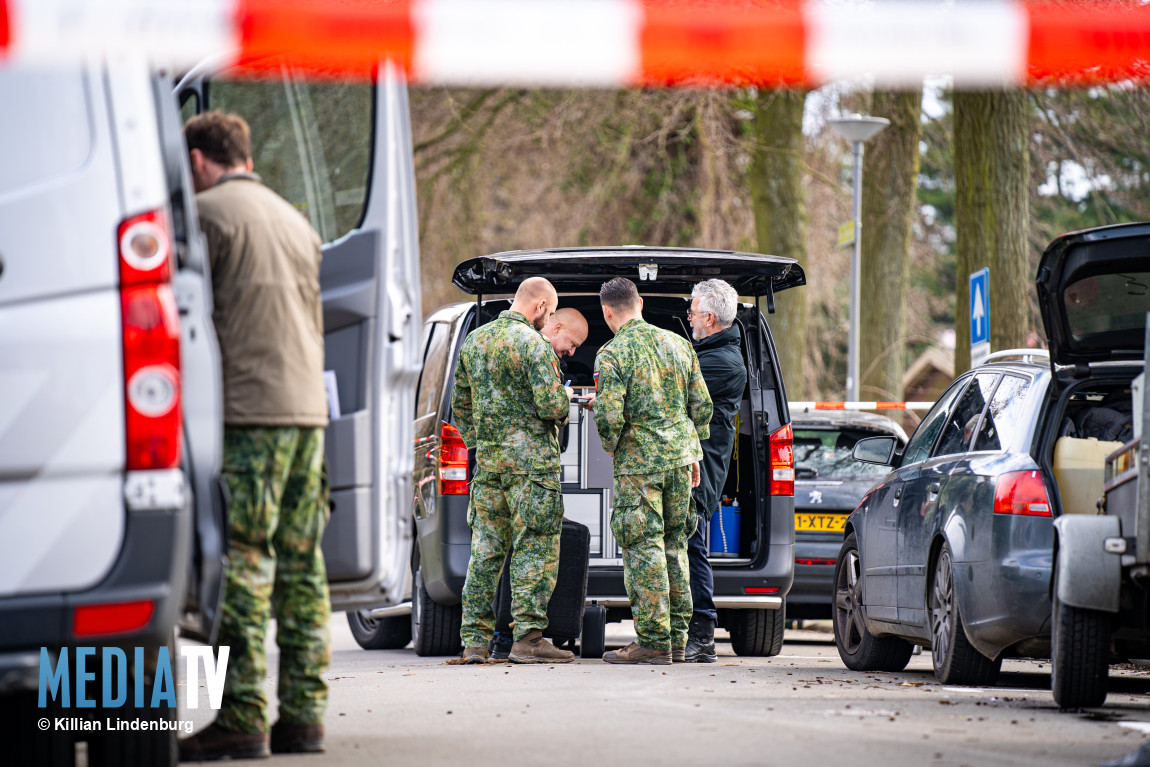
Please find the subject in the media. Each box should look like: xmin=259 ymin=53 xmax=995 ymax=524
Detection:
xmin=0 ymin=60 xmax=422 ymax=767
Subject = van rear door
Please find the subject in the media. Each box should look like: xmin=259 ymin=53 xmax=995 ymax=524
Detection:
xmin=177 ymin=61 xmax=423 ymax=612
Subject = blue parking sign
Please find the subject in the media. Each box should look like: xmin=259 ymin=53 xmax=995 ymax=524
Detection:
xmin=970 ymin=268 xmax=990 ymax=346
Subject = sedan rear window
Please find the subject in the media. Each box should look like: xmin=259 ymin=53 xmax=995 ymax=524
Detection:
xmin=0 ymin=68 xmax=92 ymax=196
xmin=794 ymin=429 xmax=892 ymax=481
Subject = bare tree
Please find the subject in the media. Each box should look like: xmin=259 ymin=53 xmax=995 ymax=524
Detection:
xmin=860 ymin=90 xmax=923 ymax=400
xmin=748 ymin=88 xmax=808 ymax=394
xmin=953 ymin=91 xmax=1030 ymax=372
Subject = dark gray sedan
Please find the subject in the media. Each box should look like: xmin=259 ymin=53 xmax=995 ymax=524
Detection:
xmin=789 ymin=410 xmax=907 ymax=620
xmin=834 ymin=223 xmax=1147 ymax=688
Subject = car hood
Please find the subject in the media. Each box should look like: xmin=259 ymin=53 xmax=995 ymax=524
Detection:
xmin=452 ymin=247 xmax=806 ymax=297
xmin=794 ymin=478 xmax=876 ymax=512
xmin=1036 ymin=222 xmax=1150 ymax=367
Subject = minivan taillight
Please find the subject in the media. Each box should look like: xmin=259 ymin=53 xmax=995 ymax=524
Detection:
xmin=770 ymin=423 xmax=794 ymax=497
xmin=993 ymin=470 xmax=1052 ymax=517
xmin=120 ymin=209 xmax=181 ymax=471
xmin=440 ymin=421 xmax=469 ymax=495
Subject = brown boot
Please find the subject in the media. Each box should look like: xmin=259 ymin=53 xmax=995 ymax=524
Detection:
xmin=461 ymin=646 xmax=490 ymax=664
xmin=508 ymin=629 xmax=575 ymax=664
xmin=270 ymin=721 xmax=324 ymax=754
xmin=603 ymin=642 xmax=672 ymax=665
xmin=672 ymin=646 xmax=686 ymax=663
xmin=178 ymin=723 xmax=270 ymax=762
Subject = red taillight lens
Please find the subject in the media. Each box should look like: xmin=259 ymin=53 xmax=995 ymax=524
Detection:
xmin=796 ymin=558 xmax=837 ymax=566
xmin=439 ymin=421 xmax=469 ymax=495
xmin=73 ymin=600 xmax=155 ymax=637
xmin=770 ymin=423 xmax=794 ymax=496
xmin=993 ymin=470 xmax=1052 ymax=517
xmin=120 ymin=208 xmax=181 ymax=471
xmin=118 ymin=209 xmax=172 ymax=286
xmin=744 ymin=586 xmax=780 ymax=594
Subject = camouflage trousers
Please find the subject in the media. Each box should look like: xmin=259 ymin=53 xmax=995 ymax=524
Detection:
xmin=612 ymin=466 xmax=695 ymax=650
xmin=460 ymin=469 xmax=563 ymax=646
xmin=215 ymin=426 xmax=331 ymax=734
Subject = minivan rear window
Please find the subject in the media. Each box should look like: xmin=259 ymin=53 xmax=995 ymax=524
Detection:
xmin=1064 ymin=272 xmax=1150 ymax=344
xmin=0 ymin=68 xmax=92 ymax=196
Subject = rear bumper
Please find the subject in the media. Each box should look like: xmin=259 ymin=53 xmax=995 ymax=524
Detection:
xmin=0 ymin=505 xmax=190 ymax=693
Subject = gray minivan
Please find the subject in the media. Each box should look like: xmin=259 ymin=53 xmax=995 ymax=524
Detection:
xmin=0 ymin=60 xmax=422 ymax=767
xmin=347 ymin=248 xmax=806 ymax=659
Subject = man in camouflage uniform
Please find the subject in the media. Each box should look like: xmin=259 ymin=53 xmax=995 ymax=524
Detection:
xmin=180 ymin=112 xmax=330 ymax=761
xmin=452 ymin=277 xmax=577 ymax=665
xmin=592 ymin=277 xmax=713 ymax=664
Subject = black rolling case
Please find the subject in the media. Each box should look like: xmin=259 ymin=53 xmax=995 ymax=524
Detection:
xmin=494 ymin=518 xmax=591 ymax=644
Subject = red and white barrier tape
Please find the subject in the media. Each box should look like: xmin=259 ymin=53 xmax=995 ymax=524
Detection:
xmin=789 ymin=401 xmax=935 ymax=412
xmin=1 ymin=0 xmax=1149 ymax=87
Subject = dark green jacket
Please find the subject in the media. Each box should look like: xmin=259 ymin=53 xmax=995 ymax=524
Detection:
xmin=452 ymin=311 xmax=570 ymax=474
xmin=692 ymin=324 xmax=747 ymax=515
xmin=594 ymin=318 xmax=712 ymax=476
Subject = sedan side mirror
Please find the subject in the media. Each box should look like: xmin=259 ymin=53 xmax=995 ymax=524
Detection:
xmin=853 ymin=436 xmax=898 ymax=466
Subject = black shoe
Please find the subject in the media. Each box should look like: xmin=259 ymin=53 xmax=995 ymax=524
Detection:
xmin=179 ymin=723 xmax=270 ymax=762
xmin=270 ymin=721 xmax=325 ymax=754
xmin=489 ymin=631 xmax=513 ymax=660
xmin=683 ymin=615 xmax=717 ymax=663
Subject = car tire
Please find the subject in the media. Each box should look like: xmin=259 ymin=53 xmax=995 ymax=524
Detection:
xmin=347 ymin=609 xmax=413 ymax=650
xmin=4 ymin=689 xmax=73 ymax=767
xmin=729 ymin=605 xmax=785 ymax=657
xmin=581 ymin=605 xmax=607 ymax=659
xmin=88 ymin=639 xmax=178 ymax=767
xmin=833 ymin=532 xmax=915 ymax=672
xmin=929 ymin=543 xmax=1001 ymax=686
xmin=410 ymin=548 xmax=463 ymax=657
xmin=1051 ymin=573 xmax=1111 ymax=709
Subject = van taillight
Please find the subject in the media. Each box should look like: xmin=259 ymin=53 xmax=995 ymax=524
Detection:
xmin=993 ymin=470 xmax=1052 ymax=517
xmin=770 ymin=423 xmax=794 ymax=497
xmin=119 ymin=209 xmax=172 ymax=285
xmin=120 ymin=210 xmax=181 ymax=471
xmin=440 ymin=421 xmax=469 ymax=495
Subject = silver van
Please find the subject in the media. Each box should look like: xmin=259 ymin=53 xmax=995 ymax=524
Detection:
xmin=0 ymin=60 xmax=422 ymax=767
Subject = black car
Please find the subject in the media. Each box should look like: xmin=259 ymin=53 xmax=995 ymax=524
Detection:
xmin=788 ymin=410 xmax=907 ymax=620
xmin=834 ymin=223 xmax=1148 ymax=686
xmin=348 ymin=247 xmax=806 ymax=658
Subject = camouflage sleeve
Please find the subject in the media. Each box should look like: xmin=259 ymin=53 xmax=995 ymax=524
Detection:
xmin=528 ymin=337 xmax=570 ymax=426
xmin=451 ymin=352 xmax=476 ymax=448
xmin=594 ymin=351 xmax=626 ymax=454
xmin=687 ymin=348 xmax=713 ymax=443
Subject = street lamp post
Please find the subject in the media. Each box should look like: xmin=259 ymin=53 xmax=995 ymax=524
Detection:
xmin=828 ymin=114 xmax=889 ymax=404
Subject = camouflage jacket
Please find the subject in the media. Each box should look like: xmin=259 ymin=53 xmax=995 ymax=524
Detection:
xmin=452 ymin=310 xmax=571 ymax=474
xmin=594 ymin=318 xmax=713 ymax=476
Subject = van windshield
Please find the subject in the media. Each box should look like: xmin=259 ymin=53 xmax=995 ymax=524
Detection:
xmin=0 ymin=68 xmax=92 ymax=196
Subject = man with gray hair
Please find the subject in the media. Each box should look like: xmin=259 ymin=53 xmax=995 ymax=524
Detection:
xmin=683 ymin=279 xmax=748 ymax=662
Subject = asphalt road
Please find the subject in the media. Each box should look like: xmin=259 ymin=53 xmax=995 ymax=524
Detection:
xmin=179 ymin=619 xmax=1150 ymax=767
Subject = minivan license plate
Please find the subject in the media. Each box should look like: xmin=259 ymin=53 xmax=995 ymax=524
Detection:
xmin=795 ymin=513 xmax=847 ymax=532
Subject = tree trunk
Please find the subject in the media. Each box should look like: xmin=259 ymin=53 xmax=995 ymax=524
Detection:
xmin=748 ymin=89 xmax=808 ymax=396
xmin=859 ymin=90 xmax=923 ymax=401
xmin=953 ymin=91 xmax=1031 ymax=372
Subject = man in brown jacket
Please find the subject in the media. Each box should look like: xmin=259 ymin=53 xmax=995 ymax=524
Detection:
xmin=179 ymin=111 xmax=330 ymax=762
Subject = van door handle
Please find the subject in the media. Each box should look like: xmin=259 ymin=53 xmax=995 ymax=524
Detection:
xmin=929 ymin=482 xmax=941 ymax=495
xmin=893 ymin=487 xmax=902 ymax=500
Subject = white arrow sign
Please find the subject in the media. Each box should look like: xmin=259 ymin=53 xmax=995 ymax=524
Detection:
xmin=972 ymin=283 xmax=985 ymax=340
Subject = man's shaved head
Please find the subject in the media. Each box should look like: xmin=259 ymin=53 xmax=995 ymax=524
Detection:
xmin=515 ymin=277 xmax=557 ymax=306
xmin=509 ymin=277 xmax=559 ymax=331
xmin=541 ymin=307 xmax=589 ymax=358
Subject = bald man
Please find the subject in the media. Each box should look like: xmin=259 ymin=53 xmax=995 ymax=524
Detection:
xmin=451 ymin=277 xmax=577 ymax=664
xmin=541 ymin=307 xmax=589 ymax=359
